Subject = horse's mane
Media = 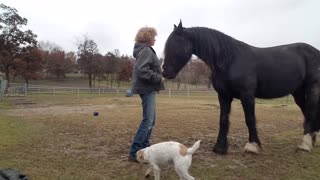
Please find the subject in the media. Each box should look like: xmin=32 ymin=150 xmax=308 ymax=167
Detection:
xmin=186 ymin=27 xmax=248 ymax=69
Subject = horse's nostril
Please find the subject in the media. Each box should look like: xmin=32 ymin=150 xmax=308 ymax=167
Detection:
xmin=162 ymin=72 xmax=167 ymax=78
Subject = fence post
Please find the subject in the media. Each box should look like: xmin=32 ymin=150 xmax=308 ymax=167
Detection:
xmin=169 ymin=88 xmax=171 ymax=98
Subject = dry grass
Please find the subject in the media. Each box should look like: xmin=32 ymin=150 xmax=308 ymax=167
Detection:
xmin=0 ymin=94 xmax=320 ymax=179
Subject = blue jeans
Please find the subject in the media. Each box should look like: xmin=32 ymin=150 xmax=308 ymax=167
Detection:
xmin=129 ymin=91 xmax=156 ymax=158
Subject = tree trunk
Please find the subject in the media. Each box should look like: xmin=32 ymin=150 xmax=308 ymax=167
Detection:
xmin=12 ymin=74 xmax=16 ymax=83
xmin=93 ymin=75 xmax=96 ymax=88
xmin=207 ymin=79 xmax=211 ymax=89
xmin=117 ymin=80 xmax=121 ymax=89
xmin=105 ymin=74 xmax=109 ymax=88
xmin=5 ymin=70 xmax=10 ymax=85
xmin=110 ymin=74 xmax=113 ymax=88
xmin=88 ymin=73 xmax=92 ymax=89
xmin=177 ymin=81 xmax=181 ymax=90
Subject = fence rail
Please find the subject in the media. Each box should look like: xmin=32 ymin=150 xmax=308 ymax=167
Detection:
xmin=1 ymin=83 xmax=294 ymax=104
xmin=3 ymin=83 xmax=217 ymax=98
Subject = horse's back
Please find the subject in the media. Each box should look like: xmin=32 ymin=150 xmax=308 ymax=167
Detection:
xmin=257 ymin=42 xmax=320 ymax=62
xmin=227 ymin=43 xmax=320 ymax=99
xmin=254 ymin=43 xmax=320 ymax=98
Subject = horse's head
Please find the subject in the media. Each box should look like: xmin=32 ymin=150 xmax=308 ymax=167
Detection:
xmin=162 ymin=21 xmax=193 ymax=79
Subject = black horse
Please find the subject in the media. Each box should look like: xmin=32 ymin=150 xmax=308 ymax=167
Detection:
xmin=162 ymin=21 xmax=320 ymax=154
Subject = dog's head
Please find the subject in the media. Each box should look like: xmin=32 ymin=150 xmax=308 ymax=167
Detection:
xmin=136 ymin=149 xmax=148 ymax=163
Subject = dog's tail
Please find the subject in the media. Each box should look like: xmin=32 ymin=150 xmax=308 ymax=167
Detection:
xmin=187 ymin=140 xmax=201 ymax=155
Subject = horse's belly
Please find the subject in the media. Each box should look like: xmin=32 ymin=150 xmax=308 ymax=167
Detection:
xmin=255 ymin=90 xmax=289 ymax=99
xmin=255 ymin=79 xmax=301 ymax=98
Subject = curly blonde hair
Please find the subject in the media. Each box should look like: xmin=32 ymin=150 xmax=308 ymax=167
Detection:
xmin=134 ymin=27 xmax=157 ymax=44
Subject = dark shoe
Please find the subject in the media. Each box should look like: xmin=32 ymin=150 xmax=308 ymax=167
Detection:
xmin=128 ymin=156 xmax=139 ymax=163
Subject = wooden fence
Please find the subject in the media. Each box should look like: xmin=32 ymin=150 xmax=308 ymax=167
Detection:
xmin=3 ymin=83 xmax=217 ymax=98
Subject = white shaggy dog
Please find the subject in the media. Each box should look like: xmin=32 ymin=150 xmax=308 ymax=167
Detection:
xmin=136 ymin=140 xmax=201 ymax=180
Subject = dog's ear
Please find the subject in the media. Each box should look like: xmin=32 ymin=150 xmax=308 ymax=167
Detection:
xmin=136 ymin=150 xmax=145 ymax=162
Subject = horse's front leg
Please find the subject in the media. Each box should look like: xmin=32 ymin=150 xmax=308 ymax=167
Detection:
xmin=213 ymin=94 xmax=233 ymax=154
xmin=241 ymin=94 xmax=261 ymax=154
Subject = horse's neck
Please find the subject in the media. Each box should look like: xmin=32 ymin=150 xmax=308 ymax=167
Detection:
xmin=189 ymin=28 xmax=248 ymax=71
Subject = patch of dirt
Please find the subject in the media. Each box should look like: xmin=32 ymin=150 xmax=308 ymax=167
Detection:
xmin=0 ymin=104 xmax=120 ymax=116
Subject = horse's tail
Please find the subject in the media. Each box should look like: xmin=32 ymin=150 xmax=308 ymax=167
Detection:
xmin=187 ymin=140 xmax=201 ymax=155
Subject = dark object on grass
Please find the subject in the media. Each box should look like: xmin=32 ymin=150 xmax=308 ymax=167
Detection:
xmin=0 ymin=168 xmax=28 ymax=180
xmin=93 ymin=111 xmax=99 ymax=116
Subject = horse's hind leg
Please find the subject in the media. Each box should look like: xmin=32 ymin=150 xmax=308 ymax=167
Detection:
xmin=292 ymin=89 xmax=310 ymax=148
xmin=292 ymin=88 xmax=306 ymax=118
xmin=297 ymin=85 xmax=320 ymax=152
xmin=311 ymin=97 xmax=320 ymax=146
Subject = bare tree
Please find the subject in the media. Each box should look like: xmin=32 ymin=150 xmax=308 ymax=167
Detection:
xmin=104 ymin=51 xmax=120 ymax=88
xmin=77 ymin=35 xmax=99 ymax=89
xmin=38 ymin=40 xmax=62 ymax=52
xmin=189 ymin=60 xmax=210 ymax=88
xmin=45 ymin=50 xmax=76 ymax=79
xmin=116 ymin=55 xmax=134 ymax=89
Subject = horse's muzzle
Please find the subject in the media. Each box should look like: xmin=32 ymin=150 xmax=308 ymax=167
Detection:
xmin=162 ymin=72 xmax=175 ymax=79
xmin=162 ymin=72 xmax=168 ymax=78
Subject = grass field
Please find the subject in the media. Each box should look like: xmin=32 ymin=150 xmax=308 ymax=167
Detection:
xmin=0 ymin=93 xmax=320 ymax=179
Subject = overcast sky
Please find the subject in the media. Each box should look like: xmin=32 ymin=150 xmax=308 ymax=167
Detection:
xmin=2 ymin=0 xmax=320 ymax=58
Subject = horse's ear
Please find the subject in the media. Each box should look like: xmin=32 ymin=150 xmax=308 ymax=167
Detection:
xmin=175 ymin=20 xmax=183 ymax=35
xmin=174 ymin=24 xmax=177 ymax=30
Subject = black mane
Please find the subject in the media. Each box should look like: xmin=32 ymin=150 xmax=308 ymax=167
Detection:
xmin=187 ymin=27 xmax=248 ymax=68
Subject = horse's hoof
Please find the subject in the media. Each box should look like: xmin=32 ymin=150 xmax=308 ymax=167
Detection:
xmin=297 ymin=145 xmax=311 ymax=152
xmin=298 ymin=134 xmax=312 ymax=152
xmin=145 ymin=174 xmax=151 ymax=179
xmin=213 ymin=144 xmax=228 ymax=155
xmin=244 ymin=142 xmax=259 ymax=154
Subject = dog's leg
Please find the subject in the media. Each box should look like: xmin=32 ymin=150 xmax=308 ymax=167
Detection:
xmin=183 ymin=172 xmax=195 ymax=180
xmin=152 ymin=164 xmax=161 ymax=180
xmin=175 ymin=166 xmax=194 ymax=180
xmin=177 ymin=170 xmax=194 ymax=180
xmin=145 ymin=166 xmax=152 ymax=179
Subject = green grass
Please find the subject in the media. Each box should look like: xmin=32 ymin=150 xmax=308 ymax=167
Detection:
xmin=0 ymin=98 xmax=14 ymax=109
xmin=0 ymin=116 xmax=26 ymax=152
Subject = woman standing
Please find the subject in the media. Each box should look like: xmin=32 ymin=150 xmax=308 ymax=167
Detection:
xmin=128 ymin=27 xmax=164 ymax=162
